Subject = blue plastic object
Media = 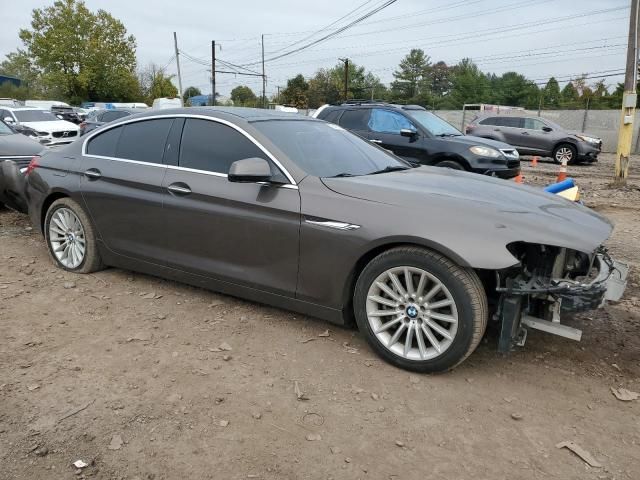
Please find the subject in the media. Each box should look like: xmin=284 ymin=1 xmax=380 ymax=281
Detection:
xmin=544 ymin=178 xmax=575 ymax=194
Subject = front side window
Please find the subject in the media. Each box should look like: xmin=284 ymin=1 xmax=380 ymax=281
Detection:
xmin=14 ymin=110 xmax=58 ymax=122
xmin=523 ymin=118 xmax=546 ymax=130
xmin=339 ymin=109 xmax=370 ymax=131
xmin=115 ymin=119 xmax=173 ymax=163
xmin=252 ymin=120 xmax=409 ymax=178
xmin=406 ymin=110 xmax=460 ymax=136
xmin=179 ymin=118 xmax=271 ymax=175
xmin=368 ymin=109 xmax=415 ymax=134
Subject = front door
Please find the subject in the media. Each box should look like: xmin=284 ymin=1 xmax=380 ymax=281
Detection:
xmin=80 ymin=118 xmax=174 ymax=263
xmin=367 ymin=108 xmax=426 ymax=163
xmin=162 ymin=117 xmax=301 ymax=297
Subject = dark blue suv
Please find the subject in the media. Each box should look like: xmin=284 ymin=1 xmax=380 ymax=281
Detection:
xmin=315 ymin=102 xmax=521 ymax=179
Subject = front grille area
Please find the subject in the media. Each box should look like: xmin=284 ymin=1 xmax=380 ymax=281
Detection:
xmin=507 ymin=159 xmax=521 ymax=168
xmin=52 ymin=130 xmax=77 ymax=138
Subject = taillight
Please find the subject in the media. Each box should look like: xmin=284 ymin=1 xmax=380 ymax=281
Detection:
xmin=25 ymin=155 xmax=40 ymax=175
xmin=79 ymin=122 xmax=86 ymax=129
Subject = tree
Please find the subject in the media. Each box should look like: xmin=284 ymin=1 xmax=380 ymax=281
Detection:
xmin=391 ymin=49 xmax=431 ymax=100
xmin=183 ymin=86 xmax=201 ymax=103
xmin=230 ymin=85 xmax=257 ymax=106
xmin=138 ymin=64 xmax=178 ymax=105
xmin=542 ymin=77 xmax=561 ymax=108
xmin=560 ymin=82 xmax=580 ymax=108
xmin=280 ymin=74 xmax=309 ymax=108
xmin=7 ymin=0 xmax=139 ymax=103
xmin=491 ymin=71 xmax=539 ymax=108
xmin=446 ymin=58 xmax=490 ymax=108
xmin=0 ymin=50 xmax=43 ymax=97
xmin=423 ymin=61 xmax=453 ymax=106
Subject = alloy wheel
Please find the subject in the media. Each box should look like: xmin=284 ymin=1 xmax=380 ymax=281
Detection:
xmin=365 ymin=266 xmax=459 ymax=361
xmin=48 ymin=207 xmax=86 ymax=269
xmin=555 ymin=147 xmax=573 ymax=162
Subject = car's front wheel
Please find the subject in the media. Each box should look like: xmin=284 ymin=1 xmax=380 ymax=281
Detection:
xmin=44 ymin=198 xmax=103 ymax=273
xmin=435 ymin=159 xmax=465 ymax=171
xmin=354 ymin=247 xmax=487 ymax=372
xmin=553 ymin=143 xmax=577 ymax=164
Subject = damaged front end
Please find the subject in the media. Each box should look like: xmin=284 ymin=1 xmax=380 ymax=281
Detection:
xmin=494 ymin=242 xmax=629 ymax=353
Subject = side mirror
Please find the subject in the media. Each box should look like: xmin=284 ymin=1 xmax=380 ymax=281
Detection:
xmin=4 ymin=116 xmax=14 ymax=124
xmin=228 ymin=157 xmax=272 ymax=183
xmin=400 ymin=128 xmax=417 ymax=138
xmin=542 ymin=126 xmax=552 ymax=132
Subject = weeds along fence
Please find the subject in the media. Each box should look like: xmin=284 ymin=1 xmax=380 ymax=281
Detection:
xmin=434 ymin=109 xmax=635 ymax=153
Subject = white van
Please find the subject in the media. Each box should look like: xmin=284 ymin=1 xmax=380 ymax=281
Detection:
xmin=25 ymin=100 xmax=69 ymax=109
xmin=152 ymin=97 xmax=182 ymax=109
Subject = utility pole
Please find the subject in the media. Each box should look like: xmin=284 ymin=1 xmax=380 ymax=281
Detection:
xmin=339 ymin=58 xmax=349 ymax=101
xmin=173 ymin=32 xmax=184 ymax=106
xmin=211 ymin=41 xmax=216 ymax=106
xmin=261 ymin=34 xmax=266 ymax=108
xmin=614 ymin=0 xmax=639 ymax=185
xmin=276 ymin=86 xmax=281 ymax=104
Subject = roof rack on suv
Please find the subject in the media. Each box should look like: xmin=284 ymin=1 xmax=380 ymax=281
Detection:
xmin=331 ymin=99 xmax=390 ymax=106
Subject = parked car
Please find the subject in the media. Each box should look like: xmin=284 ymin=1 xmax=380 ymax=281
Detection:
xmin=152 ymin=97 xmax=182 ymax=109
xmin=51 ymin=105 xmax=82 ymax=124
xmin=22 ymin=107 xmax=626 ymax=372
xmin=316 ymin=102 xmax=520 ymax=178
xmin=0 ymin=106 xmax=80 ymax=146
xmin=0 ymin=98 xmax=22 ymax=107
xmin=0 ymin=120 xmax=44 ymax=212
xmin=25 ymin=99 xmax=69 ymax=109
xmin=79 ymin=108 xmax=138 ymax=136
xmin=72 ymin=107 xmax=89 ymax=122
xmin=466 ymin=115 xmax=602 ymax=163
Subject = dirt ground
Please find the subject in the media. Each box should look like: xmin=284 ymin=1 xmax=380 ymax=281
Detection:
xmin=1 ymin=153 xmax=639 ymax=480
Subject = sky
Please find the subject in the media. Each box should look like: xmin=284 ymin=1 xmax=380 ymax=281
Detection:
xmin=0 ymin=0 xmax=632 ymax=98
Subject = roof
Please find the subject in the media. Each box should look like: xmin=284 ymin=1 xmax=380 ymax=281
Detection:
xmin=1 ymin=106 xmax=47 ymax=111
xmin=129 ymin=106 xmax=314 ymax=122
xmin=326 ymin=101 xmax=427 ymax=111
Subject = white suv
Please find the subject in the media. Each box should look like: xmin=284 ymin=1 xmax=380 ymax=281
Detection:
xmin=0 ymin=106 xmax=80 ymax=146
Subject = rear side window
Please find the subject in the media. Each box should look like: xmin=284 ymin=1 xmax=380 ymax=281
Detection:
xmin=179 ymin=118 xmax=268 ymax=174
xmin=338 ymin=109 xmax=370 ymax=130
xmin=479 ymin=117 xmax=498 ymax=126
xmin=496 ymin=117 xmax=522 ymax=128
xmin=86 ymin=126 xmax=123 ymax=157
xmin=115 ymin=119 xmax=173 ymax=163
xmin=321 ymin=109 xmax=342 ymax=124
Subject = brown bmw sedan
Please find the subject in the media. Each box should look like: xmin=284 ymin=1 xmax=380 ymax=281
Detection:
xmin=23 ymin=108 xmax=627 ymax=372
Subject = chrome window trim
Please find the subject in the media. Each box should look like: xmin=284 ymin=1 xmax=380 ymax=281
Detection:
xmin=81 ymin=113 xmax=297 ymax=185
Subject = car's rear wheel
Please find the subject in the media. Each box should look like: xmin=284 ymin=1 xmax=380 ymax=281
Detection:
xmin=553 ymin=143 xmax=577 ymax=164
xmin=435 ymin=160 xmax=465 ymax=171
xmin=354 ymin=247 xmax=487 ymax=372
xmin=44 ymin=198 xmax=103 ymax=273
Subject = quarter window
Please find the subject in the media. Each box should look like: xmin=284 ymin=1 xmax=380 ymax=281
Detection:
xmin=115 ymin=119 xmax=173 ymax=163
xmin=179 ymin=118 xmax=269 ymax=175
xmin=368 ymin=109 xmax=416 ymax=134
xmin=86 ymin=126 xmax=123 ymax=157
xmin=321 ymin=109 xmax=342 ymax=124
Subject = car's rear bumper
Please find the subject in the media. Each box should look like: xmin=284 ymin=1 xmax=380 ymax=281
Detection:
xmin=0 ymin=160 xmax=28 ymax=213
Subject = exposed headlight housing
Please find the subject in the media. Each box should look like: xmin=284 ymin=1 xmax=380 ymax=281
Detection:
xmin=470 ymin=145 xmax=502 ymax=158
xmin=575 ymin=134 xmax=600 ymax=145
xmin=36 ymin=131 xmax=49 ymax=136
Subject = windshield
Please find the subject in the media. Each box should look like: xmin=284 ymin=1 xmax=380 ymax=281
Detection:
xmin=0 ymin=121 xmax=14 ymax=135
xmin=14 ymin=110 xmax=58 ymax=122
xmin=252 ymin=120 xmax=409 ymax=178
xmin=406 ymin=110 xmax=462 ymax=136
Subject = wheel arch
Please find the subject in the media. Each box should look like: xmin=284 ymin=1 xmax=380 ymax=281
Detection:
xmin=40 ymin=190 xmax=71 ymax=233
xmin=431 ymin=154 xmax=471 ymax=170
xmin=341 ymin=237 xmax=471 ymax=325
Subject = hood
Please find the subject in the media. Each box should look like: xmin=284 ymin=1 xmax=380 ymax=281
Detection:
xmin=0 ymin=133 xmax=45 ymax=156
xmin=20 ymin=120 xmax=79 ymax=132
xmin=321 ymin=167 xmax=612 ymax=260
xmin=455 ymin=134 xmax=514 ymax=150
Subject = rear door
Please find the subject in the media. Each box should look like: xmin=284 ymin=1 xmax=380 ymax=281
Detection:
xmin=337 ymin=109 xmax=371 ymax=140
xmin=493 ymin=117 xmax=524 ymax=147
xmin=80 ymin=117 xmax=174 ymax=264
xmin=367 ymin=108 xmax=426 ymax=163
xmin=161 ymin=117 xmax=301 ymax=297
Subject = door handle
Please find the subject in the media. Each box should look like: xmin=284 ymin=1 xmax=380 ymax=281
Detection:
xmin=370 ymin=139 xmax=382 ymax=144
xmin=493 ymin=129 xmax=501 ymax=132
xmin=167 ymin=183 xmax=191 ymax=195
xmin=521 ymin=131 xmax=529 ymax=135
xmin=84 ymin=169 xmax=101 ymax=180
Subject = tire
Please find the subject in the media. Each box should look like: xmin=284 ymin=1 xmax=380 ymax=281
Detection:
xmin=44 ymin=198 xmax=104 ymax=273
xmin=354 ymin=247 xmax=488 ymax=373
xmin=435 ymin=160 xmax=465 ymax=171
xmin=552 ymin=143 xmax=577 ymax=164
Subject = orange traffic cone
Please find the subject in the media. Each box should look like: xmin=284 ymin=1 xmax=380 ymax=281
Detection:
xmin=514 ymin=173 xmax=524 ymax=184
xmin=556 ymin=159 xmax=567 ymax=182
xmin=531 ymin=156 xmax=539 ymax=167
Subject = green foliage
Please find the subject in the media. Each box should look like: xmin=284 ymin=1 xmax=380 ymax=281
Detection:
xmin=490 ymin=71 xmax=539 ymax=109
xmin=560 ymin=82 xmax=580 ymax=108
xmin=0 ymin=81 xmax=31 ymax=101
xmin=446 ymin=58 xmax=490 ymax=108
xmin=280 ymin=74 xmax=309 ymax=108
xmin=138 ymin=64 xmax=178 ymax=105
xmin=3 ymin=0 xmax=139 ymax=104
xmin=183 ymin=86 xmax=202 ymax=103
xmin=391 ymin=48 xmax=431 ymax=100
xmin=542 ymin=77 xmax=561 ymax=108
xmin=230 ymin=85 xmax=257 ymax=106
